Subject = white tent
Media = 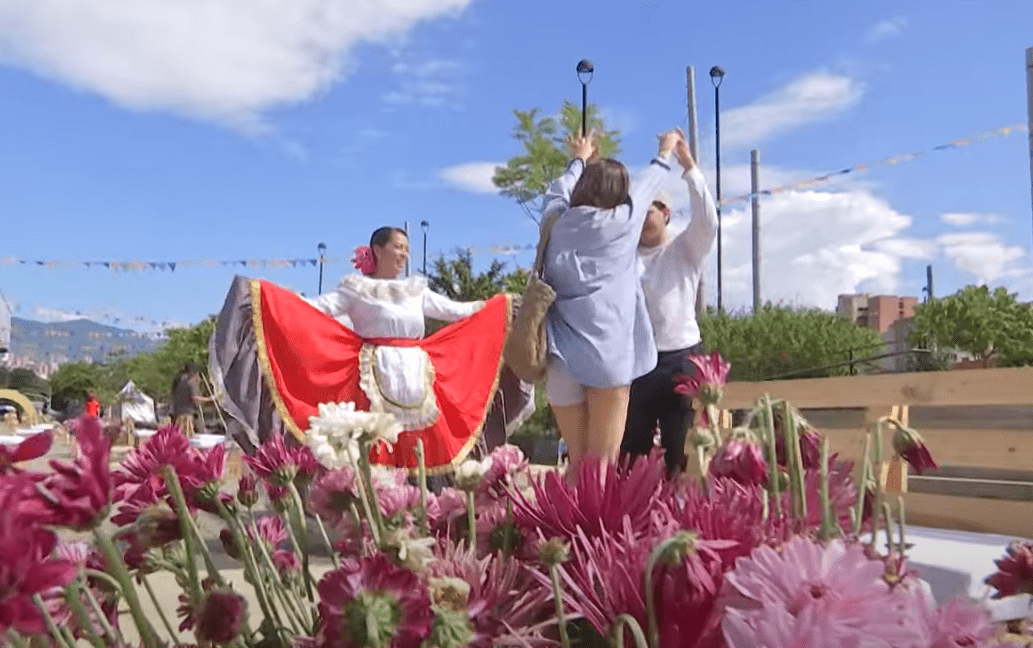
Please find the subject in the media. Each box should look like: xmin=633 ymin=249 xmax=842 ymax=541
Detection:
xmin=115 ymin=380 xmax=157 ymax=428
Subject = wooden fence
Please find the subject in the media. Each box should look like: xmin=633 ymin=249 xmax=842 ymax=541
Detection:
xmin=718 ymin=366 xmax=1033 ymax=539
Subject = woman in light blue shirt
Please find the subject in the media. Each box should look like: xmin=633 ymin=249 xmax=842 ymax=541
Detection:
xmin=542 ymin=128 xmax=682 ymax=482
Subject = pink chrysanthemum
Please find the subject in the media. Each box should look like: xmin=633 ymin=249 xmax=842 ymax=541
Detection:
xmin=986 ymin=541 xmax=1033 ymax=598
xmin=309 ymin=467 xmax=360 ymax=527
xmin=552 ymin=519 xmax=732 ymax=648
xmin=0 ymin=430 xmax=51 ymax=476
xmin=720 ymin=537 xmax=926 ymax=648
xmin=352 ymin=245 xmax=376 ymax=275
xmin=426 ymin=540 xmax=554 ymax=647
xmin=923 ymin=596 xmax=994 ymax=648
xmin=709 ymin=439 xmax=768 ymax=488
xmin=510 ymin=452 xmax=670 ymax=543
xmin=674 ymin=350 xmax=730 ymax=404
xmin=316 ymin=553 xmax=433 ymax=648
xmin=246 ymin=433 xmax=300 ymax=486
xmin=113 ymin=424 xmax=193 ymax=496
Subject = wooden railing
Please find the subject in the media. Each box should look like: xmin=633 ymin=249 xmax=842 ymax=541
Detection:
xmin=718 ymin=366 xmax=1033 ymax=539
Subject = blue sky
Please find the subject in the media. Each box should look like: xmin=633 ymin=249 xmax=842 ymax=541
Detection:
xmin=0 ymin=0 xmax=1031 ymax=334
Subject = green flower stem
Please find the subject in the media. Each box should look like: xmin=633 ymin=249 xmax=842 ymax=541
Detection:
xmin=548 ymin=564 xmax=571 ymax=648
xmin=351 ymin=451 xmax=384 ymax=548
xmin=761 ymin=488 xmax=770 ymax=523
xmin=818 ymin=436 xmax=834 ymax=540
xmin=160 ymin=467 xmax=202 ymax=603
xmin=34 ymin=593 xmax=76 ymax=648
xmin=214 ymin=500 xmax=282 ymax=633
xmin=872 ymin=421 xmax=885 ymax=546
xmin=784 ymin=402 xmax=807 ymax=528
xmin=853 ymin=433 xmax=873 ymax=537
xmin=643 ymin=536 xmax=686 ymax=648
xmin=60 ymin=587 xmax=106 ymax=648
xmin=287 ymin=480 xmax=317 ymax=602
xmin=6 ymin=630 xmax=29 ymax=648
xmin=349 ymin=501 xmax=369 ymax=558
xmin=882 ymin=502 xmax=894 ymax=554
xmin=164 ymin=470 xmax=228 ymax=591
xmin=466 ymin=490 xmax=477 ymax=546
xmin=80 ymin=576 xmax=124 ymax=646
xmin=83 ymin=568 xmax=123 ymax=595
xmin=416 ymin=439 xmax=430 ymax=537
xmin=314 ymin=513 xmax=340 ymax=569
xmin=610 ymin=614 xmax=650 ymax=648
xmin=249 ymin=519 xmax=309 ymax=634
xmin=763 ymin=396 xmax=782 ymax=518
xmin=897 ymin=496 xmax=907 ymax=556
xmin=92 ymin=528 xmax=160 ymax=648
xmin=142 ymin=572 xmax=181 ymax=644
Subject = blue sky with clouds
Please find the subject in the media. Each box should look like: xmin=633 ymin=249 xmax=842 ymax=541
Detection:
xmin=1 ymin=0 xmax=1032 ymax=333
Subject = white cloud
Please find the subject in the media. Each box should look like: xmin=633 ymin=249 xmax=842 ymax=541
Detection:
xmin=936 ymin=232 xmax=1027 ymax=285
xmin=940 ymin=212 xmax=1001 ymax=226
xmin=30 ymin=307 xmax=90 ymax=322
xmin=383 ymin=56 xmax=465 ymax=107
xmin=720 ymin=72 xmax=864 ymax=150
xmin=438 ymin=162 xmax=501 ymax=194
xmin=0 ymin=0 xmax=475 ymax=129
xmin=865 ymin=16 xmax=907 ymax=43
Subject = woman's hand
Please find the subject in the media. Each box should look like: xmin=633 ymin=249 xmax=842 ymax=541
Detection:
xmin=567 ymin=131 xmax=597 ymax=162
xmin=657 ymin=128 xmax=682 ymax=158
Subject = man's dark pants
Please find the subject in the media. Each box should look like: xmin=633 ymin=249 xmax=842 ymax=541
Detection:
xmin=621 ymin=342 xmax=703 ymax=473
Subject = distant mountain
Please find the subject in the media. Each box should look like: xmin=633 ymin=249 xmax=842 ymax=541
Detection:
xmin=8 ymin=317 xmax=164 ymax=367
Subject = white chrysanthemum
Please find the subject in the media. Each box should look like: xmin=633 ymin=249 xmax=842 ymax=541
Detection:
xmin=386 ymin=532 xmax=436 ymax=572
xmin=453 ymin=456 xmax=493 ymax=492
xmin=306 ymin=402 xmax=403 ymax=469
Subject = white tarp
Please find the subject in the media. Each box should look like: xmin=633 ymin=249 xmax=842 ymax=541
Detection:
xmin=115 ymin=380 xmax=157 ymax=427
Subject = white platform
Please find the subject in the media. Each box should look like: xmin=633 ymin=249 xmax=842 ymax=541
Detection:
xmin=907 ymin=525 xmax=1033 ymax=620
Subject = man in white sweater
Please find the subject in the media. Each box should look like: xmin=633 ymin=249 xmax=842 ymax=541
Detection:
xmin=621 ymin=133 xmax=718 ymax=473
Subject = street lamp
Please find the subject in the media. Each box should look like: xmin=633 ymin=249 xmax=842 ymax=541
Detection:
xmin=317 ymin=242 xmax=327 ymax=294
xmin=710 ymin=65 xmax=725 ymax=312
xmin=420 ymin=221 xmax=429 ymax=275
xmin=576 ymin=59 xmax=594 ymax=137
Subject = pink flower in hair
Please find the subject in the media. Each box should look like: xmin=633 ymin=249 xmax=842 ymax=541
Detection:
xmin=352 ymin=246 xmax=376 ymax=275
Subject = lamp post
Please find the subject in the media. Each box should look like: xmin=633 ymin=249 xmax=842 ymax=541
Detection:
xmin=420 ymin=220 xmax=429 ymax=275
xmin=710 ymin=65 xmax=725 ymax=312
xmin=577 ymin=59 xmax=594 ymax=137
xmin=317 ymin=242 xmax=326 ymax=294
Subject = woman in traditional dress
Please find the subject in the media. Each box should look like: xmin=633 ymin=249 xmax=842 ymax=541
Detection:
xmin=209 ymin=226 xmax=533 ymax=477
xmin=542 ymin=128 xmax=682 ymax=482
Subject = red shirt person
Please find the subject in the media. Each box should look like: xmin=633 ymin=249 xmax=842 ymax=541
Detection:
xmin=84 ymin=393 xmax=101 ymax=418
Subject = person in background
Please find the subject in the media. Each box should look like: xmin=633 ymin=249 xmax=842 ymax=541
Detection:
xmin=621 ymin=131 xmax=718 ymax=474
xmin=84 ymin=392 xmax=101 ymax=418
xmin=541 ymin=128 xmax=682 ymax=483
xmin=172 ymin=363 xmax=212 ymax=437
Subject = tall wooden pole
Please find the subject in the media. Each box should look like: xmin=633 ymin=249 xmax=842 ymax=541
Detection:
xmin=1026 ymin=47 xmax=1033 ymax=252
xmin=687 ymin=66 xmax=705 ymax=317
xmin=751 ymin=149 xmax=761 ymax=314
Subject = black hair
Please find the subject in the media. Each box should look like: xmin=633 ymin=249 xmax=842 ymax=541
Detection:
xmin=370 ymin=226 xmax=408 ymax=249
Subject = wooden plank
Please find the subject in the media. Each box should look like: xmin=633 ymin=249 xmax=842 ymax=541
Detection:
xmin=721 ymin=366 xmax=1033 ymax=409
xmin=903 ymin=492 xmax=1033 ymax=539
xmin=908 ymin=476 xmax=1033 ymax=502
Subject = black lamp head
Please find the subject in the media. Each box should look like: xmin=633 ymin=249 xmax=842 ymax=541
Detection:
xmin=709 ymin=65 xmax=725 ymax=87
xmin=317 ymin=242 xmax=326 ymax=254
xmin=420 ymin=220 xmax=429 ymax=232
xmin=577 ymin=59 xmax=594 ymax=84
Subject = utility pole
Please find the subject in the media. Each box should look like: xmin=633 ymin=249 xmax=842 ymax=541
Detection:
xmin=751 ymin=149 xmax=761 ymax=313
xmin=687 ymin=66 xmax=704 ymax=318
xmin=1026 ymin=47 xmax=1033 ymax=251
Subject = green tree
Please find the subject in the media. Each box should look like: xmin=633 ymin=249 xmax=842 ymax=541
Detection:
xmin=699 ymin=305 xmax=887 ymax=381
xmin=492 ymin=100 xmax=621 ymax=224
xmin=909 ymin=285 xmax=1033 ymax=368
xmin=48 ymin=361 xmax=108 ymax=412
xmin=117 ymin=317 xmax=217 ymax=401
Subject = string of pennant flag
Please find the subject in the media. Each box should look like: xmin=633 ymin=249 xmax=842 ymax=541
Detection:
xmin=0 ymin=121 xmax=1027 ymax=269
xmin=718 ymin=122 xmax=1029 ymax=206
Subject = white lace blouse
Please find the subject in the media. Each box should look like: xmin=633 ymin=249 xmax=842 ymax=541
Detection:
xmin=305 ymin=274 xmax=484 ymax=339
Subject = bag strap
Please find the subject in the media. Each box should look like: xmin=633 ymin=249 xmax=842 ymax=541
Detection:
xmin=531 ymin=210 xmax=561 ymax=279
